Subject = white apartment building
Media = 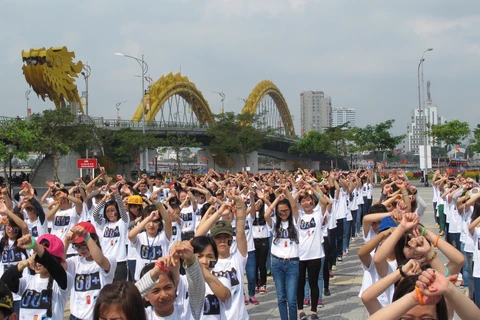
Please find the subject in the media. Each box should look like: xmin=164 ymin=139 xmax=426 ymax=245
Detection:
xmin=404 ymin=105 xmax=447 ymax=154
xmin=331 ymin=107 xmax=356 ymax=127
xmin=300 ymin=91 xmax=332 ymax=136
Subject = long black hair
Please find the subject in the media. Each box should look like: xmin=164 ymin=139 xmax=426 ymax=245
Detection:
xmin=142 ymin=205 xmax=164 ymax=233
xmin=252 ymin=197 xmax=266 ymax=226
xmin=273 ymin=199 xmax=299 ymax=244
xmin=0 ymin=211 xmax=26 ymax=258
xmin=103 ymin=200 xmax=120 ymax=222
xmin=393 ymin=275 xmax=448 ymax=320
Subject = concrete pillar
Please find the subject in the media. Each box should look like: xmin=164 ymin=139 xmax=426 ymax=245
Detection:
xmin=229 ymin=151 xmax=258 ymax=174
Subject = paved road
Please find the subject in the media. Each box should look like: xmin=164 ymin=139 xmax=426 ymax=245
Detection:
xmin=245 ymin=182 xmax=463 ymax=319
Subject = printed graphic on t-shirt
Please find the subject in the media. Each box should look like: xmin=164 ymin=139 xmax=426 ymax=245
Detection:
xmin=139 ymin=245 xmax=163 ymax=260
xmin=203 ymin=294 xmax=221 ymax=315
xmin=275 ymin=227 xmax=294 ymax=248
xmin=2 ymin=249 xmax=23 ymax=264
xmin=103 ymin=226 xmax=120 ymax=238
xmin=54 ymin=216 xmax=70 ymax=227
xmin=21 ymin=289 xmax=50 ymax=309
xmin=299 ymin=218 xmax=316 ymax=230
xmin=172 ymin=225 xmax=178 ymax=236
xmin=31 ymin=226 xmax=38 ymax=237
xmin=212 ymin=268 xmax=240 ymax=288
xmin=180 ymin=212 xmax=193 ymax=222
xmin=74 ymin=272 xmax=102 ymax=292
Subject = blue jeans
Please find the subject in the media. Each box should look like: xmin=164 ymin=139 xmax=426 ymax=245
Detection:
xmin=343 ymin=219 xmax=352 ymax=253
xmin=356 ymin=205 xmax=363 ymax=235
xmin=448 ymin=233 xmax=461 ymax=250
xmin=474 ymin=277 xmax=480 ymax=308
xmin=304 ymin=257 xmax=325 ymax=300
xmin=272 ymin=256 xmax=299 ymax=320
xmin=460 ymin=243 xmax=470 ymax=288
xmin=246 ymin=250 xmax=257 ymax=297
xmin=266 ymin=233 xmax=273 ymax=272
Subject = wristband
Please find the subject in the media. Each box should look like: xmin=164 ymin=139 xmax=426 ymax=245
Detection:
xmin=236 ymin=216 xmax=245 ymax=221
xmin=155 ymin=262 xmax=169 ymax=273
xmin=420 ymin=227 xmax=426 ymax=237
xmin=433 ymin=236 xmax=440 ymax=248
xmin=415 ymin=286 xmax=424 ymax=306
xmin=445 ymin=268 xmax=450 ymax=277
xmin=397 ymin=264 xmax=407 ymax=278
xmin=403 ymin=192 xmax=409 ymax=196
xmin=83 ymin=232 xmax=91 ymax=243
xmin=316 ymin=193 xmax=323 ymax=199
xmin=425 ymin=251 xmax=437 ymax=263
xmin=27 ymin=238 xmax=37 ymax=250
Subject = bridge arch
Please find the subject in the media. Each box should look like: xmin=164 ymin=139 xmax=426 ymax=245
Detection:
xmin=132 ymin=72 xmax=215 ymax=125
xmin=241 ymin=80 xmax=295 ymax=138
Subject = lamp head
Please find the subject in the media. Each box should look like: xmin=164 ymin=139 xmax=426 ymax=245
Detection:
xmin=114 ymin=52 xmax=125 ymax=56
xmin=427 ymin=48 xmax=433 ymax=51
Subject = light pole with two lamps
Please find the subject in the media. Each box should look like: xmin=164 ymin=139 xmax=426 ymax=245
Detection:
xmin=417 ymin=48 xmax=433 ymax=186
xmin=115 ymin=52 xmax=149 ymax=172
xmin=115 ymin=101 xmax=127 ymax=124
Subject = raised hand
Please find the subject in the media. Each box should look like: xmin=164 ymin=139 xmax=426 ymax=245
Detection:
xmin=417 ymin=268 xmax=453 ymax=296
xmin=400 ymin=212 xmax=419 ymax=230
xmin=17 ymin=234 xmax=34 ymax=249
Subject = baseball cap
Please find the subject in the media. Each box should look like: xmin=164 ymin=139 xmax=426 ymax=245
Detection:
xmin=0 ymin=280 xmax=13 ymax=313
xmin=127 ymin=195 xmax=143 ymax=205
xmin=37 ymin=234 xmax=65 ymax=260
xmin=73 ymin=222 xmax=97 ymax=244
xmin=210 ymin=221 xmax=233 ymax=237
xmin=379 ymin=216 xmax=398 ymax=232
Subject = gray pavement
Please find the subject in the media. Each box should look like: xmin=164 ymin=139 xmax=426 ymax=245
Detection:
xmin=246 ymin=182 xmax=464 ymax=319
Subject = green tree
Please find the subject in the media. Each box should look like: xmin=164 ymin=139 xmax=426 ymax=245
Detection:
xmin=351 ymin=119 xmax=405 ymax=173
xmin=100 ymin=128 xmax=158 ymax=174
xmin=158 ymin=133 xmax=202 ymax=172
xmin=430 ymin=120 xmax=470 ymax=165
xmin=469 ymin=124 xmax=480 ymax=153
xmin=29 ymin=109 xmax=100 ymax=181
xmin=206 ymin=112 xmax=276 ymax=169
xmin=323 ymin=123 xmax=355 ymax=168
xmin=0 ymin=118 xmax=40 ymax=182
xmin=288 ymin=130 xmax=327 ymax=156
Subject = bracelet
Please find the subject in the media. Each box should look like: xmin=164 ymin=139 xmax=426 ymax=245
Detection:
xmin=84 ymin=232 xmax=91 ymax=243
xmin=27 ymin=238 xmax=37 ymax=250
xmin=433 ymin=236 xmax=440 ymax=248
xmin=420 ymin=227 xmax=426 ymax=237
xmin=316 ymin=193 xmax=323 ymax=199
xmin=397 ymin=264 xmax=407 ymax=277
xmin=236 ymin=216 xmax=245 ymax=221
xmin=415 ymin=286 xmax=424 ymax=306
xmin=425 ymin=251 xmax=437 ymax=263
xmin=403 ymin=192 xmax=409 ymax=196
xmin=445 ymin=267 xmax=450 ymax=277
xmin=155 ymin=262 xmax=169 ymax=273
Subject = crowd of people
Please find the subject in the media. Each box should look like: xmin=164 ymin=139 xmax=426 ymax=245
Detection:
xmin=0 ymin=166 xmax=479 ymax=319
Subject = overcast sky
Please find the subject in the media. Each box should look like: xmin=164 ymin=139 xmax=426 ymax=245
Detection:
xmin=1 ymin=0 xmax=480 ymax=137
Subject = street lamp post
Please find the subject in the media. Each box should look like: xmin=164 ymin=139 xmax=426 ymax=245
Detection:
xmin=213 ymin=91 xmax=225 ymax=114
xmin=116 ymin=101 xmax=127 ymax=124
xmin=417 ymin=48 xmax=433 ymax=186
xmin=7 ymin=144 xmax=14 ymax=198
xmin=81 ymin=63 xmax=91 ymax=116
xmin=211 ymin=152 xmax=217 ymax=171
xmin=25 ymin=90 xmax=31 ymax=117
xmin=115 ymin=53 xmax=149 ymax=172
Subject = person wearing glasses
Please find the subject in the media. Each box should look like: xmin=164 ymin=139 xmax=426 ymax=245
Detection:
xmin=63 ymin=222 xmax=116 ymax=320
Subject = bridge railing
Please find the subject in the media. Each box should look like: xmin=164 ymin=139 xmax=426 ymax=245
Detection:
xmin=87 ymin=117 xmax=210 ymax=129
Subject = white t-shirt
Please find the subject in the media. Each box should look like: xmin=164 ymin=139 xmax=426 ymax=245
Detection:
xmin=180 ymin=205 xmax=195 ymax=233
xmin=168 ymin=221 xmax=181 ymax=252
xmin=297 ymin=207 xmax=324 ymax=260
xmin=25 ymin=217 xmax=47 ymax=239
xmin=252 ymin=212 xmax=269 ymax=239
xmin=96 ymin=219 xmax=129 ymax=262
xmin=472 ymin=228 xmax=480 ymax=278
xmin=244 ymin=215 xmax=255 ymax=253
xmin=335 ymin=188 xmax=348 ymax=220
xmin=133 ymin=231 xmax=170 ymax=281
xmin=194 ymin=202 xmax=206 ymax=231
xmin=1 ymin=240 xmax=28 ymax=301
xmin=67 ymin=255 xmax=117 ymax=319
xmin=17 ymin=271 xmax=74 ymax=320
xmin=463 ymin=208 xmax=474 ymax=253
xmin=201 ymin=276 xmax=231 ymax=320
xmin=51 ymin=207 xmax=79 ymax=241
xmin=269 ymin=218 xmax=299 ymax=259
xmin=211 ymin=250 xmax=248 ymax=320
xmin=358 ymin=252 xmax=391 ymax=308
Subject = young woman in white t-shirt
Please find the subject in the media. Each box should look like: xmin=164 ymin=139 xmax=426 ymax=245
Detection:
xmin=265 ymin=191 xmax=299 ymax=320
xmin=92 ymin=185 xmax=129 ymax=282
xmin=468 ymin=198 xmax=480 ymax=308
xmin=2 ymin=233 xmax=74 ymax=320
xmin=64 ymin=221 xmax=117 ymax=320
xmin=192 ymin=235 xmax=232 ymax=319
xmin=128 ymin=206 xmax=172 ymax=281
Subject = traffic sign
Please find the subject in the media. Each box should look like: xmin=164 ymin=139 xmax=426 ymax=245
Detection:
xmin=77 ymin=158 xmax=97 ymax=169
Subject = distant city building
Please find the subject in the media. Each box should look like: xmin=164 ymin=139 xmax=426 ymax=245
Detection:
xmin=331 ymin=107 xmax=356 ymax=127
xmin=404 ymin=81 xmax=447 ymax=153
xmin=300 ymin=91 xmax=332 ymax=136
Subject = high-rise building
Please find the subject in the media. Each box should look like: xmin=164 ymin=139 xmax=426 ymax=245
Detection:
xmin=331 ymin=107 xmax=356 ymax=127
xmin=404 ymin=82 xmax=447 ymax=153
xmin=300 ymin=91 xmax=332 ymax=136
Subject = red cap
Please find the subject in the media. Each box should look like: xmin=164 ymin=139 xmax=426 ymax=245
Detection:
xmin=74 ymin=222 xmax=97 ymax=243
xmin=168 ymin=182 xmax=175 ymax=187
xmin=37 ymin=234 xmax=65 ymax=260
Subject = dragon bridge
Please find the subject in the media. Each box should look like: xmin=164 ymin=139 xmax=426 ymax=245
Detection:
xmin=22 ymin=47 xmax=84 ymax=113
